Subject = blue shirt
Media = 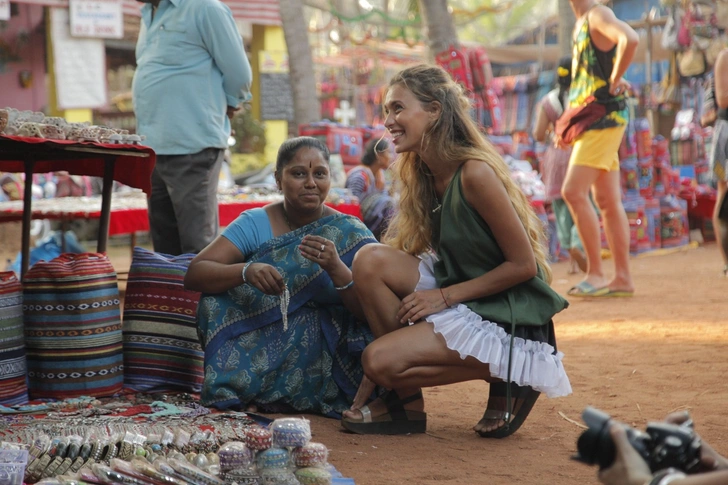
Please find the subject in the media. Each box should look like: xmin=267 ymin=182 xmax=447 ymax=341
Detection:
xmin=221 ymin=208 xmax=273 ymax=258
xmin=132 ymin=0 xmax=252 ymax=155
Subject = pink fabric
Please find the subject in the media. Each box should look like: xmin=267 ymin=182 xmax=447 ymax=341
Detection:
xmin=539 ymin=90 xmax=572 ymax=202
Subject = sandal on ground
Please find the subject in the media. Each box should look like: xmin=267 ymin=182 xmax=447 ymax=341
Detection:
xmin=341 ymin=389 xmax=427 ymax=435
xmin=567 ymin=281 xmax=609 ymax=297
xmin=476 ymin=381 xmax=540 ymax=439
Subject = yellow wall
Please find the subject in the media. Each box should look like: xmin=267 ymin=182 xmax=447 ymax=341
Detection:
xmin=250 ymin=25 xmax=289 ymax=165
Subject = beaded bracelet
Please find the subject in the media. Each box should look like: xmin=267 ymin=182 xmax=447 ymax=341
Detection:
xmin=335 ymin=280 xmax=354 ymax=291
xmin=241 ymin=261 xmax=253 ymax=284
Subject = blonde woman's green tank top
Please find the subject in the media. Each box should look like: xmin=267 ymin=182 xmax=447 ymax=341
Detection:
xmin=432 ymin=164 xmax=568 ymax=326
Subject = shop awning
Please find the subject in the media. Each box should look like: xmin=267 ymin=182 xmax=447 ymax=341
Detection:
xmin=9 ymin=0 xmax=282 ymax=24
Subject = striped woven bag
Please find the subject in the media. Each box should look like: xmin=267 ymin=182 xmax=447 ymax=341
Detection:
xmin=122 ymin=247 xmax=203 ymax=393
xmin=0 ymin=272 xmax=28 ymax=405
xmin=23 ymin=253 xmax=123 ymax=399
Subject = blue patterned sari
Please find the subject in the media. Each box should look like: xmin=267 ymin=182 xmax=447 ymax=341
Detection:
xmin=197 ymin=214 xmax=376 ymax=417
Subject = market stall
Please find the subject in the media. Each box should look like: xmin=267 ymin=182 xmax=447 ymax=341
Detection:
xmin=0 ymin=135 xmax=155 ymax=277
xmin=0 ymin=192 xmax=363 ymax=238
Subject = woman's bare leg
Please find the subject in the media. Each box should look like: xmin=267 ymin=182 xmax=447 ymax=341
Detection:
xmin=344 ymin=320 xmax=494 ymax=421
xmin=347 ymin=243 xmax=422 ymax=410
xmin=352 ymin=244 xmax=421 ymax=338
xmin=713 ymin=181 xmax=728 ymax=273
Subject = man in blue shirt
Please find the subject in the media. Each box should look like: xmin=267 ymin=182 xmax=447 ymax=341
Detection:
xmin=132 ymin=0 xmax=252 ymax=255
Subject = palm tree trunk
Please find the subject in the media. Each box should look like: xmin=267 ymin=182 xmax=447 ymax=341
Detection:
xmin=418 ymin=0 xmax=459 ymax=57
xmin=278 ymin=0 xmax=320 ymax=127
xmin=558 ymin=0 xmax=576 ymax=59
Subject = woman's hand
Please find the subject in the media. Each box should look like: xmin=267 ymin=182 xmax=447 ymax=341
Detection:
xmin=597 ymin=423 xmax=652 ymax=485
xmin=245 ymin=262 xmax=285 ymax=295
xmin=397 ymin=289 xmax=449 ymax=325
xmin=300 ymin=235 xmax=342 ymax=273
xmin=609 ymin=78 xmax=631 ymax=97
xmin=665 ymin=412 xmax=728 ymax=472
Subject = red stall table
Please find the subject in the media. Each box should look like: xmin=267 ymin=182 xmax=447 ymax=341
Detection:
xmin=0 ymin=135 xmax=155 ymax=277
xmin=0 ymin=192 xmax=363 ymax=257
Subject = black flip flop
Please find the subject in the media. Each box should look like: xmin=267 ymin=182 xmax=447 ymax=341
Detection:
xmin=477 ymin=381 xmax=541 ymax=439
xmin=341 ymin=389 xmax=426 ymax=435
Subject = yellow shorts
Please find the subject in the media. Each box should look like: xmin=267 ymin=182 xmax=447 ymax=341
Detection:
xmin=569 ymin=125 xmax=626 ymax=172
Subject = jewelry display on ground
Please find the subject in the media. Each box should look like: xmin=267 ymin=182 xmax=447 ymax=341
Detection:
xmin=0 ymin=394 xmax=336 ymax=485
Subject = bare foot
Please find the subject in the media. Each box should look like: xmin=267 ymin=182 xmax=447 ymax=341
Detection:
xmin=473 ymin=388 xmax=540 ymax=435
xmin=607 ymin=277 xmax=634 ymax=294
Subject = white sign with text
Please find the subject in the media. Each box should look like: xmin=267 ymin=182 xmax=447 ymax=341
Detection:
xmin=51 ymin=8 xmax=107 ymax=109
xmin=69 ymin=0 xmax=123 ymax=39
xmin=0 ymin=0 xmax=10 ymax=21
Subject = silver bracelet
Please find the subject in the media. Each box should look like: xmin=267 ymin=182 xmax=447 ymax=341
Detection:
xmin=335 ymin=280 xmax=354 ymax=291
xmin=241 ymin=261 xmax=253 ymax=284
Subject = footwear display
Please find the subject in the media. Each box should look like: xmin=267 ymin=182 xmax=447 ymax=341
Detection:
xmin=477 ymin=381 xmax=541 ymax=439
xmin=341 ymin=389 xmax=427 ymax=435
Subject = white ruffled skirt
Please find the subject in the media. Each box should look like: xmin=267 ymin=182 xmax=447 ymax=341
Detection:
xmin=414 ymin=253 xmax=572 ymax=398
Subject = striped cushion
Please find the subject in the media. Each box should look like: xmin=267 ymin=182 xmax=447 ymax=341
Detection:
xmin=122 ymin=247 xmax=203 ymax=393
xmin=0 ymin=272 xmax=28 ymax=405
xmin=23 ymin=253 xmax=123 ymax=399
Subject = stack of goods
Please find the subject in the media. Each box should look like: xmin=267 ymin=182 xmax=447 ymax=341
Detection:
xmin=670 ymin=109 xmax=709 ymax=182
xmin=0 ymin=108 xmax=143 ymax=145
xmin=220 ymin=418 xmax=333 ymax=485
xmin=618 ymin=119 xmax=690 ymax=253
xmin=0 ymin=396 xmax=347 ymax=485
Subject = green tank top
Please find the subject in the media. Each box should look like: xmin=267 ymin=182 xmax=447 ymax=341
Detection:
xmin=432 ymin=164 xmax=568 ymax=327
xmin=568 ymin=5 xmax=629 ymax=130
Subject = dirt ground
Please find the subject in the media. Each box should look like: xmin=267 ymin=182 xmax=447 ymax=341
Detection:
xmin=2 ymin=222 xmax=727 ymax=485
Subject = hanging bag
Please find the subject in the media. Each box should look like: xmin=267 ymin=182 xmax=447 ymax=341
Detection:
xmin=662 ymin=6 xmax=682 ymax=51
xmin=677 ymin=5 xmax=693 ymax=47
xmin=554 ymin=96 xmax=626 ymax=145
xmin=677 ymin=46 xmax=707 ymax=77
xmin=717 ymin=0 xmax=728 ymax=30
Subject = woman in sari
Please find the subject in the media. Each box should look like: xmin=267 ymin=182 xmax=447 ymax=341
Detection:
xmin=185 ymin=136 xmax=377 ymax=417
xmin=345 ymin=138 xmax=395 ymax=240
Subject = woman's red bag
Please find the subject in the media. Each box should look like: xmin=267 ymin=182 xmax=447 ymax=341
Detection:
xmin=555 ymin=96 xmax=625 ymax=145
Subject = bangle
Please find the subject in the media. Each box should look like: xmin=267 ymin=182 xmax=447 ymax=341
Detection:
xmin=335 ymin=280 xmax=354 ymax=291
xmin=440 ymin=288 xmax=451 ymax=307
xmin=241 ymin=261 xmax=253 ymax=284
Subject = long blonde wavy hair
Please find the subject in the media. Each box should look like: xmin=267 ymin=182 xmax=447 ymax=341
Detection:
xmin=382 ymin=64 xmax=553 ymax=283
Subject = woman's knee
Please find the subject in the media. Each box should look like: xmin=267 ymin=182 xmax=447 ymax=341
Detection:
xmin=362 ymin=343 xmax=399 ymax=388
xmin=561 ymin=183 xmax=588 ymax=207
xmin=353 ymin=243 xmax=389 ymax=280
